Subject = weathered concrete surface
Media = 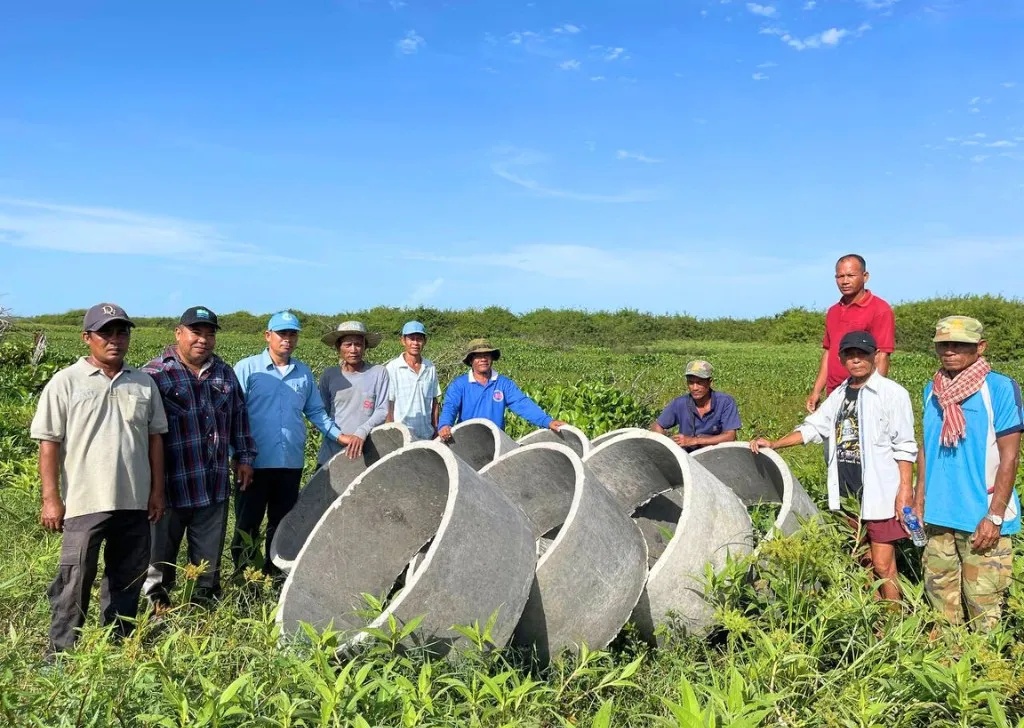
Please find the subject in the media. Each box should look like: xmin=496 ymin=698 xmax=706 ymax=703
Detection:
xmin=692 ymin=442 xmax=819 ymax=537
xmin=270 ymin=423 xmax=411 ymax=573
xmin=589 ymin=427 xmax=647 ymax=449
xmin=583 ymin=431 xmax=753 ymax=641
xmin=445 ymin=418 xmax=519 ymax=471
xmin=480 ymin=443 xmax=648 ymax=662
xmin=277 ymin=441 xmax=537 ymax=656
xmin=516 ymin=424 xmax=590 ymax=459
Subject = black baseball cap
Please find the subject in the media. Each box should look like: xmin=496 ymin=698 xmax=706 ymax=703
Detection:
xmin=179 ymin=306 xmax=220 ymax=329
xmin=83 ymin=303 xmax=135 ymax=332
xmin=839 ymin=330 xmax=877 ymax=354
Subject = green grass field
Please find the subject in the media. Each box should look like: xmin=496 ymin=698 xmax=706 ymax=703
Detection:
xmin=2 ymin=327 xmax=1023 ymax=726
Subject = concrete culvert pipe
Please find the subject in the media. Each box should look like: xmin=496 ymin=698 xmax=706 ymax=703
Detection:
xmin=479 ymin=443 xmax=648 ymax=663
xmin=589 ymin=427 xmax=647 ymax=449
xmin=692 ymin=442 xmax=819 ymax=538
xmin=270 ymin=423 xmax=411 ymax=573
xmin=277 ymin=440 xmax=537 ymax=657
xmin=516 ymin=424 xmax=591 ymax=458
xmin=582 ymin=431 xmax=753 ymax=641
xmin=445 ymin=417 xmax=519 ymax=470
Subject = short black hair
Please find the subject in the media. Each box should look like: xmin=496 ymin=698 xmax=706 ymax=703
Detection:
xmin=836 ymin=253 xmax=866 ymax=272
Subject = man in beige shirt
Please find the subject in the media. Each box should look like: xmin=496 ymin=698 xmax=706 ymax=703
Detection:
xmin=31 ymin=303 xmax=168 ymax=658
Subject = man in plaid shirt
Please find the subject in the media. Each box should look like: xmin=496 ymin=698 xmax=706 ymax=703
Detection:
xmin=142 ymin=306 xmax=257 ymax=608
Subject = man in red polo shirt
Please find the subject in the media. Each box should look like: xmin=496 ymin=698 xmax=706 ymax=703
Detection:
xmin=806 ymin=254 xmax=895 ymax=413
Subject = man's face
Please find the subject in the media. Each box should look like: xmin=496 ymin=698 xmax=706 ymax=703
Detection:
xmin=834 ymin=258 xmax=868 ymax=298
xmin=175 ymin=324 xmax=216 ymax=366
xmin=338 ymin=335 xmax=366 ymax=365
xmin=471 ymin=353 xmax=493 ymax=374
xmin=686 ymin=375 xmax=711 ymax=399
xmin=839 ymin=348 xmax=876 ymax=378
xmin=935 ymin=340 xmax=986 ymax=374
xmin=402 ymin=333 xmax=426 ymax=356
xmin=265 ymin=329 xmax=299 ymax=360
xmin=82 ymin=323 xmax=131 ymax=367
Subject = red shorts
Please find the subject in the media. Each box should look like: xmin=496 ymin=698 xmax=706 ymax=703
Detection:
xmin=843 ymin=512 xmax=907 ymax=544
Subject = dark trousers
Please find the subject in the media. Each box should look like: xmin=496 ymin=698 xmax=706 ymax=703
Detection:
xmin=47 ymin=510 xmax=150 ymax=653
xmin=231 ymin=468 xmax=302 ymax=575
xmin=144 ymin=500 xmax=229 ymax=604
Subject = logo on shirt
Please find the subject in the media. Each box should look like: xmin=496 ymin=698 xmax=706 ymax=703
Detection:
xmin=493 ymin=391 xmax=504 ymax=402
xmin=363 ymin=398 xmax=374 ymax=410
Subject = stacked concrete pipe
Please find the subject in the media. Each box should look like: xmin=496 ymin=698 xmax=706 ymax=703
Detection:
xmin=269 ymin=423 xmax=411 ymax=573
xmin=479 ymin=443 xmax=647 ymax=664
xmin=516 ymin=424 xmax=591 ymax=459
xmin=444 ymin=417 xmax=519 ymax=470
xmin=589 ymin=427 xmax=647 ymax=449
xmin=691 ymin=441 xmax=819 ymax=538
xmin=277 ymin=440 xmax=537 ymax=656
xmin=582 ymin=431 xmax=753 ymax=641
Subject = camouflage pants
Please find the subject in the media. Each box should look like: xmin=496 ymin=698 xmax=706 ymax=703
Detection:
xmin=922 ymin=526 xmax=1013 ymax=632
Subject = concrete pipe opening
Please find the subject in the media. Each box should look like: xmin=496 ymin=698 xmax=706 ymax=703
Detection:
xmin=589 ymin=427 xmax=647 ymax=449
xmin=583 ymin=431 xmax=753 ymax=641
xmin=480 ymin=443 xmax=648 ymax=663
xmin=516 ymin=424 xmax=591 ymax=459
xmin=270 ymin=423 xmax=411 ymax=573
xmin=445 ymin=417 xmax=519 ymax=470
xmin=277 ymin=440 xmax=536 ymax=657
xmin=692 ymin=442 xmax=819 ymax=539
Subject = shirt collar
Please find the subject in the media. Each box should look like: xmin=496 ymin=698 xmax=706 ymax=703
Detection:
xmin=260 ymin=349 xmax=293 ymax=371
xmin=467 ymin=369 xmax=499 ymax=384
xmin=77 ymin=356 xmax=132 ymax=375
xmin=163 ymin=345 xmax=219 ymax=374
xmin=839 ymin=289 xmax=874 ymax=308
xmin=839 ymin=369 xmax=883 ymax=393
xmin=688 ymin=390 xmax=716 ymax=414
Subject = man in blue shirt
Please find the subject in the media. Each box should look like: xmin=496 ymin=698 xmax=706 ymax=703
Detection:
xmin=652 ymin=360 xmax=741 ymax=452
xmin=231 ymin=311 xmax=344 ymax=576
xmin=916 ymin=316 xmax=1023 ymax=632
xmin=437 ymin=338 xmax=564 ymax=439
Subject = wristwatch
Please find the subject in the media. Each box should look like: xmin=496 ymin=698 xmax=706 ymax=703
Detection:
xmin=986 ymin=513 xmax=1004 ymax=527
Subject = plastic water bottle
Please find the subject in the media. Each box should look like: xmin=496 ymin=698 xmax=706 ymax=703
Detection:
xmin=902 ymin=506 xmax=927 ymax=547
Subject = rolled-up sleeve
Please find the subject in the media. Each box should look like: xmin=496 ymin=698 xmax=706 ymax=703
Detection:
xmin=797 ymin=391 xmax=840 ymax=444
xmin=888 ymin=386 xmax=918 ymax=462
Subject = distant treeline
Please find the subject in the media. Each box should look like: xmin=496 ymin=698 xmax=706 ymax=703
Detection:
xmin=19 ymin=294 xmax=1024 ymax=359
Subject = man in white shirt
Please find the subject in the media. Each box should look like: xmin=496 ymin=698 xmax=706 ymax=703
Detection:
xmin=751 ymin=330 xmax=918 ymax=601
xmin=385 ymin=321 xmax=440 ymax=440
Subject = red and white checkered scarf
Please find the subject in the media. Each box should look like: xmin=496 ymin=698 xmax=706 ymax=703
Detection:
xmin=932 ymin=357 xmax=991 ymax=448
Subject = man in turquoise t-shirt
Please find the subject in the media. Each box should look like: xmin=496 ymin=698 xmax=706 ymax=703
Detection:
xmin=916 ymin=316 xmax=1023 ymax=632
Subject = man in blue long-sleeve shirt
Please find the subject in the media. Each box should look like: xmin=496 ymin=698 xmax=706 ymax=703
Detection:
xmin=438 ymin=338 xmax=565 ymax=440
xmin=231 ymin=311 xmax=345 ymax=576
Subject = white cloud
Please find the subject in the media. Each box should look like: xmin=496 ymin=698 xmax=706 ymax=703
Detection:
xmin=804 ymin=0 xmax=816 ymax=8
xmin=553 ymin=23 xmax=581 ymax=34
xmin=970 ymin=154 xmax=989 ymax=163
xmin=974 ymin=132 xmax=987 ymax=138
xmin=404 ymin=277 xmax=444 ymax=306
xmin=960 ymin=140 xmax=980 ymax=146
xmin=0 ymin=197 xmax=316 ymax=265
xmin=396 ymin=30 xmax=425 ymax=55
xmin=616 ymin=149 xmax=664 ymax=164
xmin=987 ymin=140 xmax=1017 ymax=148
xmin=757 ymin=61 xmax=778 ymax=68
xmin=559 ymin=59 xmax=581 ymax=71
xmin=746 ymin=3 xmax=777 ymax=17
xmin=589 ymin=75 xmax=605 ymax=81
xmin=389 ymin=0 xmax=406 ymax=8
xmin=1003 ymin=82 xmax=1017 ymax=88
xmin=857 ymin=0 xmax=898 ymax=8
xmin=763 ymin=26 xmax=850 ymax=50
xmin=820 ymin=27 xmax=848 ymax=45
xmin=752 ymin=72 xmax=769 ymax=81
xmin=969 ymin=107 xmax=980 ymax=114
xmin=490 ymin=149 xmax=664 ymax=203
xmin=604 ymin=47 xmax=626 ymax=61
xmin=969 ymin=96 xmax=981 ymax=105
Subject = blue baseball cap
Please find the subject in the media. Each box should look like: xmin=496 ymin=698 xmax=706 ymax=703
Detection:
xmin=401 ymin=320 xmax=427 ymax=336
xmin=268 ymin=311 xmax=302 ymax=332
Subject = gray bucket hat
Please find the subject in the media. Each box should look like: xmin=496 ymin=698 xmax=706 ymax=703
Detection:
xmin=321 ymin=321 xmax=382 ymax=349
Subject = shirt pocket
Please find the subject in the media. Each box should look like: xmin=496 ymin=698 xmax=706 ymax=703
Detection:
xmin=871 ymin=412 xmax=893 ymax=447
xmin=118 ymin=393 xmax=151 ymax=426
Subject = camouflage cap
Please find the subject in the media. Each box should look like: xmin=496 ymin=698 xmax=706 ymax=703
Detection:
xmin=685 ymin=360 xmax=714 ymax=379
xmin=462 ymin=338 xmax=501 ymax=366
xmin=933 ymin=315 xmax=984 ymax=344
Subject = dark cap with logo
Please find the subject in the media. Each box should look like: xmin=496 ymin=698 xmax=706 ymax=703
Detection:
xmin=83 ymin=303 xmax=135 ymax=332
xmin=838 ymin=330 xmax=877 ymax=354
xmin=179 ymin=306 xmax=220 ymax=329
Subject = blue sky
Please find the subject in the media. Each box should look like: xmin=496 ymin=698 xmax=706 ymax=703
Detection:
xmin=1 ymin=0 xmax=1022 ymax=318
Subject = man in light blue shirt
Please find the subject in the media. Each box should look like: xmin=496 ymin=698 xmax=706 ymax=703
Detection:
xmin=231 ymin=311 xmax=344 ymax=576
xmin=385 ymin=321 xmax=440 ymax=441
